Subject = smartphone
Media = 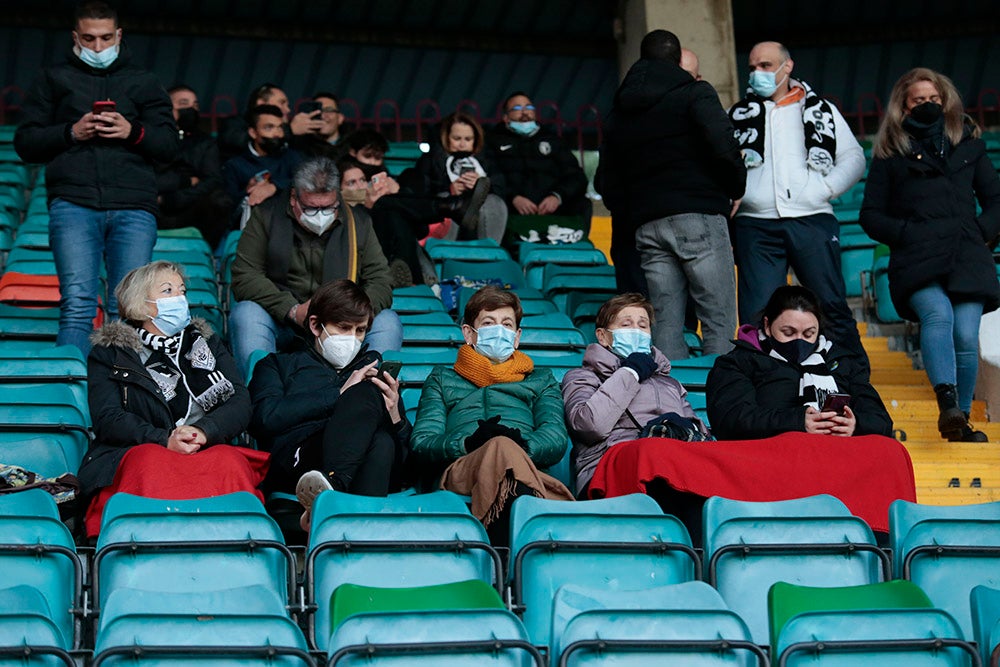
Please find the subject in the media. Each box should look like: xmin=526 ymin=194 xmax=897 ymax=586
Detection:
xmin=299 ymin=100 xmax=322 ymax=115
xmin=821 ymin=393 xmax=851 ymax=416
xmin=459 ymin=165 xmax=476 ymax=175
xmin=92 ymin=100 xmax=116 ymax=115
xmin=253 ymin=169 xmax=270 ymax=182
xmin=370 ymin=174 xmax=382 ymax=186
xmin=380 ymin=360 xmax=402 ymax=379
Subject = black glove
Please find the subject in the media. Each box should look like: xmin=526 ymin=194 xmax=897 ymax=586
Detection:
xmin=464 ymin=415 xmax=528 ymax=454
xmin=622 ymin=352 xmax=657 ymax=382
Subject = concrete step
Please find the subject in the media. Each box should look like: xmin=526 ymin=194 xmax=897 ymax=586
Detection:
xmin=916 ymin=486 xmax=1000 ymax=504
xmin=870 ymin=369 xmax=930 ymax=385
xmin=913 ymin=464 xmax=997 ymax=486
xmin=876 ymin=385 xmax=936 ymax=400
xmin=885 ymin=399 xmax=988 ymax=422
xmin=903 ymin=440 xmax=1000 ymax=462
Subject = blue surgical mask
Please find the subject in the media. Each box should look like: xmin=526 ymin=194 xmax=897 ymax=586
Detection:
xmin=748 ymin=62 xmax=787 ymax=98
xmin=508 ymin=120 xmax=539 ymax=137
xmin=611 ymin=328 xmax=652 ymax=357
xmin=474 ymin=324 xmax=517 ymax=363
xmin=147 ymin=295 xmax=191 ymax=337
xmin=79 ymin=44 xmax=119 ymax=69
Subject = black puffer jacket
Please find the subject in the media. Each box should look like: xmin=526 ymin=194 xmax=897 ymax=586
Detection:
xmin=597 ymin=58 xmax=746 ymax=230
xmin=79 ymin=320 xmax=251 ymax=496
xmin=485 ymin=124 xmax=588 ymax=211
xmin=155 ymin=129 xmax=224 ymax=213
xmin=859 ymin=128 xmax=1000 ymax=321
xmin=706 ymin=331 xmax=893 ymax=441
xmin=15 ymin=44 xmax=179 ymax=214
xmin=412 ymin=142 xmax=507 ymax=199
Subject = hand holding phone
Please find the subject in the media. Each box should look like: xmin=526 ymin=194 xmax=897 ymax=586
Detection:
xmin=380 ymin=360 xmax=402 ymax=380
xmin=253 ymin=169 xmax=270 ymax=182
xmin=93 ymin=100 xmax=116 ymax=116
xmin=821 ymin=392 xmax=851 ymax=416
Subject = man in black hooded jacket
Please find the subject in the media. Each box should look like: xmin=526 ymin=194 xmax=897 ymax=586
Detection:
xmin=597 ymin=29 xmax=745 ymax=360
xmin=15 ymin=1 xmax=178 ymax=355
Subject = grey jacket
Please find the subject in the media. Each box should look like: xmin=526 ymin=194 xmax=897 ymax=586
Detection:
xmin=561 ymin=343 xmax=703 ymax=492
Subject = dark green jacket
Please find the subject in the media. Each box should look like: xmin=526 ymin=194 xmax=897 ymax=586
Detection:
xmin=411 ymin=354 xmax=567 ymax=467
xmin=231 ymin=195 xmax=392 ymax=323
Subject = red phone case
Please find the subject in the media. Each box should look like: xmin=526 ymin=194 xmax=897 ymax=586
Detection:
xmin=93 ymin=101 xmax=116 ymax=114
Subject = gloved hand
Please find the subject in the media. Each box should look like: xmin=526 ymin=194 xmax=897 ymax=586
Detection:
xmin=622 ymin=352 xmax=657 ymax=382
xmin=464 ymin=415 xmax=528 ymax=453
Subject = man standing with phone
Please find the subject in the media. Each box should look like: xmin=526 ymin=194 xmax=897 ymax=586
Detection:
xmin=15 ymin=1 xmax=178 ymax=355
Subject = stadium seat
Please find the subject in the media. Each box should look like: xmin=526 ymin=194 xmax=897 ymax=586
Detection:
xmin=519 ymin=242 xmax=607 ymax=290
xmin=329 ymin=578 xmax=503 ymax=629
xmin=890 ymin=499 xmax=1000 ymax=638
xmin=382 ymin=348 xmax=458 ymax=388
xmin=540 ymin=264 xmax=616 ymax=313
xmin=704 ymin=494 xmax=889 ymax=645
xmin=0 ymin=585 xmax=75 ymax=666
xmin=93 ymin=493 xmax=296 ymax=617
xmin=552 ymin=581 xmax=764 ymax=667
xmin=400 ymin=312 xmax=463 ymax=350
xmin=971 ymin=585 xmax=1000 ymax=667
xmin=456 ymin=285 xmax=555 ymax=317
xmin=426 ymin=238 xmax=512 ymax=266
xmin=93 ymin=585 xmax=312 ymax=666
xmin=390 ymin=285 xmax=446 ymax=315
xmin=305 ymin=490 xmax=502 ymax=652
xmin=440 ymin=258 xmax=524 ymax=286
xmin=0 ymin=384 xmax=90 ymax=477
xmin=770 ymin=580 xmax=976 ymax=666
xmin=517 ymin=313 xmax=587 ymax=357
xmin=864 ymin=245 xmax=903 ymax=323
xmin=839 ymin=227 xmax=878 ymax=298
xmin=509 ymin=494 xmax=698 ymax=648
xmin=0 ymin=490 xmax=84 ymax=650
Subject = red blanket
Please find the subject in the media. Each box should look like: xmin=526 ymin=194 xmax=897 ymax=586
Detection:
xmin=588 ymin=433 xmax=915 ymax=532
xmin=85 ymin=443 xmax=270 ymax=537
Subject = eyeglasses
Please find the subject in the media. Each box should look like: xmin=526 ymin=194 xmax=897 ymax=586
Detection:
xmin=321 ymin=107 xmax=340 ymax=114
xmin=507 ymin=104 xmax=535 ymax=112
xmin=297 ymin=199 xmax=338 ymax=215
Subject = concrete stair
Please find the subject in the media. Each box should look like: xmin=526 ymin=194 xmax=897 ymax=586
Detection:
xmin=864 ymin=334 xmax=1000 ymax=505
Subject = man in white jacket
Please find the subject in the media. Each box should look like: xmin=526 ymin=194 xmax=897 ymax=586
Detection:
xmin=729 ymin=41 xmax=868 ymax=362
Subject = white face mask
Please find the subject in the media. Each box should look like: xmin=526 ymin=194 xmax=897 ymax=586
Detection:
xmin=298 ymin=208 xmax=337 ymax=235
xmin=318 ymin=327 xmax=362 ymax=369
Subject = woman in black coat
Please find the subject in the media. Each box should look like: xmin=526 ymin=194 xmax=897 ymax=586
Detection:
xmin=249 ymin=279 xmax=410 ymax=528
xmin=707 ymin=285 xmax=893 ymax=441
xmin=80 ymin=260 xmax=257 ymax=537
xmin=860 ymin=67 xmax=1000 ymax=442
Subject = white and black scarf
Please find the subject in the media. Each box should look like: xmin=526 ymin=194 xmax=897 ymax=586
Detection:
xmin=763 ymin=332 xmax=840 ymax=410
xmin=136 ymin=327 xmax=235 ymax=421
xmin=730 ymin=79 xmax=837 ymax=176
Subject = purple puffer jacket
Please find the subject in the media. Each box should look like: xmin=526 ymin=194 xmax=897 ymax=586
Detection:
xmin=561 ymin=343 xmax=704 ymax=493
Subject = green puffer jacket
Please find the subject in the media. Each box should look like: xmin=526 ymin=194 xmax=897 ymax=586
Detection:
xmin=411 ymin=363 xmax=567 ymax=467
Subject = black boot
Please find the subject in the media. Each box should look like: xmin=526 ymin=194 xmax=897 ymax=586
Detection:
xmin=435 ymin=177 xmax=490 ymax=233
xmin=934 ymin=383 xmax=967 ymax=439
xmin=947 ymin=413 xmax=989 ymax=443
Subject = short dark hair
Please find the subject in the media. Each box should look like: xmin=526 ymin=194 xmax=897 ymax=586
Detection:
xmin=247 ymin=104 xmax=284 ymax=128
xmin=307 ymin=280 xmax=373 ymax=334
xmin=463 ymin=286 xmax=523 ymax=328
xmin=760 ymin=285 xmax=824 ymax=330
xmin=167 ymin=84 xmax=195 ymax=96
xmin=313 ymin=92 xmax=340 ymax=105
xmin=245 ymin=83 xmax=282 ymax=115
xmin=336 ymin=155 xmax=380 ymax=181
xmin=595 ymin=293 xmax=655 ymax=331
xmin=346 ymin=128 xmax=389 ymax=155
xmin=503 ymin=91 xmax=531 ymax=112
xmin=75 ymin=1 xmax=118 ymax=27
xmin=640 ymin=30 xmax=681 ymax=63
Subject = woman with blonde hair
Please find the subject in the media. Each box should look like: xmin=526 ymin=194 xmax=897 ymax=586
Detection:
xmin=860 ymin=67 xmax=1000 ymax=442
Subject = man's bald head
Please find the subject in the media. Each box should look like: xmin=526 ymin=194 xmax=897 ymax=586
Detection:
xmin=680 ymin=48 xmax=701 ymax=80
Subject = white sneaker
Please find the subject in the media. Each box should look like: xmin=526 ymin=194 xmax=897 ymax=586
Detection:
xmin=296 ymin=470 xmax=333 ymax=511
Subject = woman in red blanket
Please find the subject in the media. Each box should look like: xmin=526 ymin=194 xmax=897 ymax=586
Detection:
xmin=706 ymin=285 xmax=892 ymax=439
xmin=79 ymin=261 xmax=264 ymax=538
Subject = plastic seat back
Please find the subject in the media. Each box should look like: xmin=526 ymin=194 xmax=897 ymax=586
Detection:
xmin=510 ymin=494 xmax=697 ymax=647
xmin=971 ymin=585 xmax=1000 ymax=667
xmin=771 ymin=581 xmax=973 ymax=666
xmin=705 ymin=495 xmax=887 ymax=645
xmin=94 ymin=493 xmax=292 ymax=614
xmin=0 ymin=585 xmax=73 ymax=666
xmin=330 ymin=579 xmax=503 ymax=631
xmin=552 ymin=581 xmax=761 ymax=667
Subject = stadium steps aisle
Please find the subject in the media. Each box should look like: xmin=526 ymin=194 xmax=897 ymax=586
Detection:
xmin=863 ymin=333 xmax=1000 ymax=504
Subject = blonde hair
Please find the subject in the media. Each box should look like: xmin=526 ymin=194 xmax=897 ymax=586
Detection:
xmin=873 ymin=67 xmax=978 ymax=159
xmin=116 ymin=260 xmax=187 ymax=323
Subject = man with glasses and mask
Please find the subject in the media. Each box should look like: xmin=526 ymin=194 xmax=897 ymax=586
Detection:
xmin=486 ymin=91 xmax=589 ymax=223
xmin=729 ymin=41 xmax=868 ymax=363
xmin=14 ymin=0 xmax=178 ymax=356
xmin=154 ymin=84 xmax=229 ymax=248
xmin=229 ymin=156 xmax=401 ymax=375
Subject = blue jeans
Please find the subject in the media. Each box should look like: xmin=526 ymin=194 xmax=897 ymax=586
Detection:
xmin=908 ymin=283 xmax=983 ymax=413
xmin=48 ymin=198 xmax=157 ymax=355
xmin=635 ymin=213 xmax=736 ymax=359
xmin=229 ymin=300 xmax=404 ymax=377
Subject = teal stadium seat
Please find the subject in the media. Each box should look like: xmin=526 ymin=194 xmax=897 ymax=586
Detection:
xmin=509 ymin=494 xmax=698 ymax=648
xmin=890 ymin=499 xmax=1000 ymax=639
xmin=541 ymin=264 xmax=616 ymax=313
xmin=519 ymin=242 xmax=606 ymax=290
xmin=552 ymin=581 xmax=764 ymax=667
xmin=400 ymin=312 xmax=463 ymax=350
xmin=865 ymin=245 xmax=903 ymax=323
xmin=440 ymin=258 xmax=524 ymax=287
xmin=382 ymin=141 xmax=425 ymax=177
xmin=426 ymin=237 xmax=511 ymax=265
xmin=703 ymin=494 xmax=888 ymax=646
xmin=0 ymin=383 xmax=90 ymax=477
xmin=0 ymin=585 xmax=75 ymax=667
xmin=390 ymin=285 xmax=446 ymax=315
xmin=971 ymin=585 xmax=1000 ymax=667
xmin=305 ymin=490 xmax=502 ymax=652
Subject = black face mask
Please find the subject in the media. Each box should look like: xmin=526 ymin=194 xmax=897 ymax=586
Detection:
xmin=908 ymin=101 xmax=943 ymax=125
xmin=257 ymin=136 xmax=286 ymax=156
xmin=769 ymin=337 xmax=818 ymax=364
xmin=175 ymin=107 xmax=199 ymax=133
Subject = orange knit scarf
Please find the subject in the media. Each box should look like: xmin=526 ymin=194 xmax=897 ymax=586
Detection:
xmin=454 ymin=345 xmax=535 ymax=388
